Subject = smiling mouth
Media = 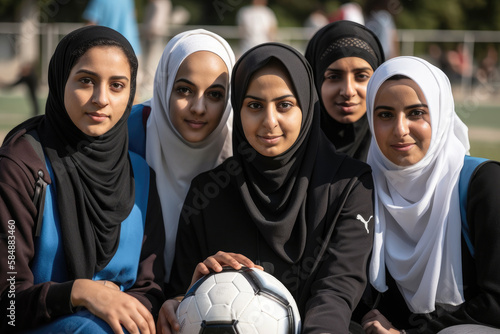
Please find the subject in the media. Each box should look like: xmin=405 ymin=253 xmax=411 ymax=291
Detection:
xmin=186 ymin=120 xmax=207 ymax=129
xmin=258 ymin=135 xmax=282 ymax=145
xmin=391 ymin=143 xmax=414 ymax=151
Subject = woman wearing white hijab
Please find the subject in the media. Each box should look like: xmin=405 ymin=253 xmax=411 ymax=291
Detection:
xmin=128 ymin=29 xmax=235 ymax=283
xmin=361 ymin=56 xmax=500 ymax=334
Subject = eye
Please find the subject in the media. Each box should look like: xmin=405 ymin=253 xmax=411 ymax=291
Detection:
xmin=176 ymin=86 xmax=191 ymax=95
xmin=247 ymin=101 xmax=262 ymax=110
xmin=376 ymin=111 xmax=394 ymax=119
xmin=408 ymin=109 xmax=427 ymax=119
xmin=277 ymin=101 xmax=294 ymax=110
xmin=356 ymin=72 xmax=371 ymax=81
xmin=207 ymin=90 xmax=224 ymax=100
xmin=110 ymin=82 xmax=125 ymax=91
xmin=324 ymin=72 xmax=341 ymax=80
xmin=79 ymin=77 xmax=93 ymax=85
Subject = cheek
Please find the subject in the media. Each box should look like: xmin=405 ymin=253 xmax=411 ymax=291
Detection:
xmin=321 ymin=82 xmax=339 ymax=104
xmin=241 ymin=111 xmax=258 ymax=139
xmin=207 ymin=100 xmax=226 ymax=122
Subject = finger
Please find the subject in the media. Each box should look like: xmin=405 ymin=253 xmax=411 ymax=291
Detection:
xmin=158 ymin=299 xmax=180 ymax=334
xmin=136 ymin=302 xmax=155 ymax=334
xmin=226 ymin=253 xmax=258 ymax=268
xmin=209 ymin=251 xmax=242 ymax=270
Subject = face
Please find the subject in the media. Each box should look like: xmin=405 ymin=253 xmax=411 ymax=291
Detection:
xmin=320 ymin=57 xmax=373 ymax=123
xmin=241 ymin=65 xmax=302 ymax=157
xmin=169 ymin=51 xmax=229 ymax=143
xmin=373 ymin=78 xmax=432 ymax=166
xmin=64 ymin=46 xmax=131 ymax=137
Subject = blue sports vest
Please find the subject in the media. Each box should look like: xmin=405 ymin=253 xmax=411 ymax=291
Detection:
xmin=31 ymin=151 xmax=150 ymax=289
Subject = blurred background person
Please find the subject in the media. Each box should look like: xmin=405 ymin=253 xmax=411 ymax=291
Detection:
xmin=363 ymin=0 xmax=399 ymax=59
xmin=329 ymin=2 xmax=365 ymax=25
xmin=0 ymin=62 xmax=39 ymax=116
xmin=236 ymin=0 xmax=278 ymax=55
xmin=141 ymin=0 xmax=172 ymax=90
xmin=83 ymin=0 xmax=142 ymax=57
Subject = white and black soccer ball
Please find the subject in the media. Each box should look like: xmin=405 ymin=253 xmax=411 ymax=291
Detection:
xmin=176 ymin=267 xmax=301 ymax=334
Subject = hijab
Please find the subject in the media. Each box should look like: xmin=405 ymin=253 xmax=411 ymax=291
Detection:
xmin=34 ymin=26 xmax=137 ymax=278
xmin=230 ymin=43 xmax=320 ymax=264
xmin=366 ymin=56 xmax=470 ymax=313
xmin=144 ymin=29 xmax=235 ymax=281
xmin=305 ymin=20 xmax=384 ymax=161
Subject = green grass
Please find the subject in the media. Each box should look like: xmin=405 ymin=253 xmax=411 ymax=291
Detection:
xmin=1 ymin=92 xmax=499 ymax=160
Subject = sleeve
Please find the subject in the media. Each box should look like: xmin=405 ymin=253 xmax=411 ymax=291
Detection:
xmin=0 ymin=156 xmax=75 ymax=332
xmin=403 ymin=162 xmax=500 ymax=334
xmin=125 ymin=169 xmax=166 ymax=320
xmin=164 ymin=177 xmax=209 ymax=299
xmin=302 ymin=171 xmax=374 ymax=334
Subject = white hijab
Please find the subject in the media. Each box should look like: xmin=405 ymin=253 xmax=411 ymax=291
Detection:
xmin=145 ymin=29 xmax=235 ymax=282
xmin=366 ymin=57 xmax=470 ymax=313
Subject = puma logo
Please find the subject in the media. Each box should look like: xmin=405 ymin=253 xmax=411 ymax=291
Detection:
xmin=356 ymin=214 xmax=372 ymax=234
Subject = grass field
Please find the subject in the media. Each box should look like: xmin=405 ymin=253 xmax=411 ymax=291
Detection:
xmin=1 ymin=91 xmax=499 ymax=160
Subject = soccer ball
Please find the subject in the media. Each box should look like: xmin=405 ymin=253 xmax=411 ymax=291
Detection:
xmin=176 ymin=267 xmax=301 ymax=334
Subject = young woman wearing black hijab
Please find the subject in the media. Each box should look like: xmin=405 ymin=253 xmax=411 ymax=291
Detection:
xmin=0 ymin=26 xmax=164 ymax=333
xmin=305 ymin=20 xmax=385 ymax=161
xmin=158 ymin=43 xmax=374 ymax=334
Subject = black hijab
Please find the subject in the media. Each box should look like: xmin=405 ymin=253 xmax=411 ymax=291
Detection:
xmin=17 ymin=26 xmax=138 ymax=278
xmin=231 ymin=43 xmax=320 ymax=264
xmin=305 ymin=20 xmax=384 ymax=161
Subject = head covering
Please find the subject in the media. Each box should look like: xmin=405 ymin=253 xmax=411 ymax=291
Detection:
xmin=144 ymin=29 xmax=235 ymax=281
xmin=366 ymin=56 xmax=470 ymax=313
xmin=230 ymin=43 xmax=320 ymax=264
xmin=35 ymin=26 xmax=137 ymax=278
xmin=305 ymin=20 xmax=384 ymax=161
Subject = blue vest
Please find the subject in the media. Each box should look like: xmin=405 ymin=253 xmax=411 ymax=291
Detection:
xmin=459 ymin=155 xmax=489 ymax=258
xmin=31 ymin=151 xmax=150 ymax=290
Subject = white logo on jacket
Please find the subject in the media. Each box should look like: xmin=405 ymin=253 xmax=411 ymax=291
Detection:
xmin=356 ymin=214 xmax=372 ymax=234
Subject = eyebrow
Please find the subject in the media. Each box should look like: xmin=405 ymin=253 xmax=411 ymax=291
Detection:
xmin=75 ymin=69 xmax=129 ymax=82
xmin=325 ymin=67 xmax=372 ymax=72
xmin=175 ymin=78 xmax=226 ymax=90
xmin=374 ymin=103 xmax=428 ymax=111
xmin=244 ymin=94 xmax=295 ymax=102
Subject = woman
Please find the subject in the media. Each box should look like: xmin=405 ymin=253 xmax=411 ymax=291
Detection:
xmin=305 ymin=20 xmax=384 ymax=161
xmin=159 ymin=43 xmax=375 ymax=334
xmin=0 ymin=26 xmax=164 ymax=333
xmin=362 ymin=56 xmax=500 ymax=333
xmin=128 ymin=29 xmax=234 ymax=283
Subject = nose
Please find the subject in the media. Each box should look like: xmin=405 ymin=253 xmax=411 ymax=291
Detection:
xmin=190 ymin=94 xmax=206 ymax=115
xmin=91 ymin=84 xmax=109 ymax=108
xmin=394 ymin=113 xmax=410 ymax=137
xmin=262 ymin=105 xmax=278 ymax=130
xmin=340 ymin=76 xmax=356 ymax=98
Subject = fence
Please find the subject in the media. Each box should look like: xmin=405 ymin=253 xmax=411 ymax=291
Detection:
xmin=1 ymin=22 xmax=500 ymax=97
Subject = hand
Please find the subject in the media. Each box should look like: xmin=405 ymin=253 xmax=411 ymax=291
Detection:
xmin=96 ymin=280 xmax=121 ymax=291
xmin=190 ymin=251 xmax=264 ymax=288
xmin=71 ymin=279 xmax=155 ymax=334
xmin=157 ymin=298 xmax=181 ymax=334
xmin=362 ymin=309 xmax=401 ymax=334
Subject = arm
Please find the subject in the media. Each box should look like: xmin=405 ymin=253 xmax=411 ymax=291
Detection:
xmin=125 ymin=169 xmax=165 ymax=319
xmin=0 ymin=147 xmax=77 ymax=332
xmin=302 ymin=171 xmax=374 ymax=334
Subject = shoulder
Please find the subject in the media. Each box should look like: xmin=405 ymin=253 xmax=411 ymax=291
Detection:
xmin=128 ymin=104 xmax=149 ymax=158
xmin=316 ymin=135 xmax=372 ymax=182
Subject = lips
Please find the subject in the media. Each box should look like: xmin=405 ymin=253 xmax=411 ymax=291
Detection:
xmin=258 ymin=135 xmax=282 ymax=145
xmin=185 ymin=120 xmax=207 ymax=129
xmin=391 ymin=143 xmax=415 ymax=151
xmin=336 ymin=102 xmax=359 ymax=113
xmin=86 ymin=112 xmax=109 ymax=122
